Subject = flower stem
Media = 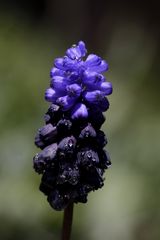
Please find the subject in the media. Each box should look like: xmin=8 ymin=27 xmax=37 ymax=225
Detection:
xmin=61 ymin=202 xmax=74 ymax=240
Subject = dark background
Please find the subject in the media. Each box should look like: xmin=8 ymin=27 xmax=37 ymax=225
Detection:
xmin=0 ymin=1 xmax=160 ymax=239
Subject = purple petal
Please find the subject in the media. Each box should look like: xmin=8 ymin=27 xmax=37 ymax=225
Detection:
xmin=50 ymin=76 xmax=67 ymax=93
xmin=88 ymin=60 xmax=108 ymax=73
xmin=50 ymin=67 xmax=65 ymax=78
xmin=63 ymin=57 xmax=79 ymax=71
xmin=82 ymin=71 xmax=104 ymax=86
xmin=56 ymin=95 xmax=76 ymax=111
xmin=85 ymin=54 xmax=101 ymax=67
xmin=66 ymin=41 xmax=87 ymax=60
xmin=66 ymin=84 xmax=82 ymax=97
xmin=71 ymin=103 xmax=88 ymax=119
xmin=83 ymin=90 xmax=105 ymax=103
xmin=68 ymin=71 xmax=79 ymax=82
xmin=66 ymin=46 xmax=81 ymax=60
xmin=45 ymin=88 xmax=59 ymax=102
xmin=78 ymin=41 xmax=87 ymax=57
xmin=54 ymin=58 xmax=66 ymax=70
xmin=54 ymin=56 xmax=79 ymax=72
xmin=99 ymin=82 xmax=112 ymax=95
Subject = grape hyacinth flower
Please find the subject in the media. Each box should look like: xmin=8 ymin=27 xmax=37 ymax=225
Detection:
xmin=33 ymin=41 xmax=112 ymax=240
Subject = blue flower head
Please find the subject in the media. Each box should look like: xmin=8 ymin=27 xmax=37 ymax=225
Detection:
xmin=33 ymin=41 xmax=112 ymax=211
xmin=45 ymin=41 xmax=112 ymax=119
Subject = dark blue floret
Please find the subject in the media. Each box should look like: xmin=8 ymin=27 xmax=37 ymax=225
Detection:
xmin=58 ymin=136 xmax=77 ymax=160
xmin=33 ymin=41 xmax=112 ymax=211
xmin=35 ymin=124 xmax=58 ymax=149
xmin=96 ymin=130 xmax=108 ymax=148
xmin=39 ymin=124 xmax=57 ymax=141
xmin=48 ymin=189 xmax=70 ymax=211
xmin=44 ymin=104 xmax=61 ymax=125
xmin=57 ymin=164 xmax=79 ymax=185
xmin=79 ymin=124 xmax=96 ymax=139
xmin=98 ymin=150 xmax=111 ymax=169
xmin=57 ymin=119 xmax=72 ymax=137
xmin=77 ymin=148 xmax=99 ymax=168
xmin=81 ymin=167 xmax=104 ymax=190
xmin=39 ymin=168 xmax=57 ymax=195
xmin=88 ymin=107 xmax=105 ymax=129
xmin=33 ymin=143 xmax=58 ymax=173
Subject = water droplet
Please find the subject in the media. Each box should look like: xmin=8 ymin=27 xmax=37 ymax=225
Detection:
xmin=68 ymin=140 xmax=73 ymax=148
xmin=87 ymin=152 xmax=92 ymax=159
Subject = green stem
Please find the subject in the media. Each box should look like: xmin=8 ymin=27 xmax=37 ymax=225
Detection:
xmin=61 ymin=202 xmax=74 ymax=240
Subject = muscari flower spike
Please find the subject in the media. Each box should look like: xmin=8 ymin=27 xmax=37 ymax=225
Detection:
xmin=33 ymin=41 xmax=112 ymax=211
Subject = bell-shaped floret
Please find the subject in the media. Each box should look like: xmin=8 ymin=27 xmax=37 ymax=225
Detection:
xmin=71 ymin=103 xmax=88 ymax=119
xmin=66 ymin=41 xmax=87 ymax=60
xmin=56 ymin=95 xmax=76 ymax=111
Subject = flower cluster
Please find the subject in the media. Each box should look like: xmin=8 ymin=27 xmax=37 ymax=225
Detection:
xmin=33 ymin=41 xmax=112 ymax=211
xmin=45 ymin=41 xmax=112 ymax=119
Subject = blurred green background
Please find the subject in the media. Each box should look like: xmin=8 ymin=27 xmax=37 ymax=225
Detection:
xmin=0 ymin=1 xmax=160 ymax=239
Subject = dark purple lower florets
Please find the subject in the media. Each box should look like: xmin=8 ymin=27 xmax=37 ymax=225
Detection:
xmin=33 ymin=104 xmax=111 ymax=211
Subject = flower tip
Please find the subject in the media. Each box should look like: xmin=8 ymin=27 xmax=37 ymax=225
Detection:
xmin=66 ymin=40 xmax=87 ymax=60
xmin=78 ymin=40 xmax=85 ymax=46
xmin=78 ymin=40 xmax=87 ymax=56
